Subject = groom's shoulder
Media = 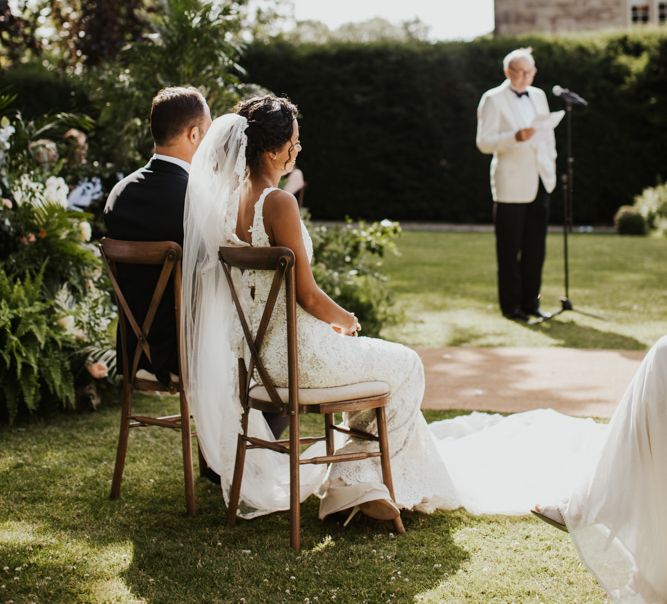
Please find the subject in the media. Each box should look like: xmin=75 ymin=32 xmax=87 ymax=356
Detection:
xmin=104 ymin=161 xmax=187 ymax=214
xmin=104 ymin=166 xmax=149 ymax=214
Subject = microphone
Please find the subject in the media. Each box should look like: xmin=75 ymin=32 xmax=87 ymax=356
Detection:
xmin=552 ymin=85 xmax=588 ymax=107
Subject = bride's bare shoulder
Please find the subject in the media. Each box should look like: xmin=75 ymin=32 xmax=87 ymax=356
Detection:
xmin=263 ymin=189 xmax=299 ymax=221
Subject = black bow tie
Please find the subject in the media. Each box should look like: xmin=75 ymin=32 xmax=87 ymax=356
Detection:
xmin=511 ymin=89 xmax=529 ymax=98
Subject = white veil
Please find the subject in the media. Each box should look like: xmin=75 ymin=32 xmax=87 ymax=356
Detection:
xmin=181 ymin=114 xmax=325 ymax=518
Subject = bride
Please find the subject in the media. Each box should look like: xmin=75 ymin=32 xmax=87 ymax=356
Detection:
xmin=181 ymin=95 xmax=460 ymax=523
xmin=182 ymin=94 xmax=665 ymax=603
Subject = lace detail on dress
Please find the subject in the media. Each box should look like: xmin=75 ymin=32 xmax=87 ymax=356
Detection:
xmin=242 ymin=188 xmax=460 ymax=514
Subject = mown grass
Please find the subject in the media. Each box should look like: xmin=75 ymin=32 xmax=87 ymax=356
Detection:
xmin=0 ymin=397 xmax=605 ymax=603
xmin=6 ymin=230 xmax=658 ymax=603
xmin=383 ymin=231 xmax=667 ymax=350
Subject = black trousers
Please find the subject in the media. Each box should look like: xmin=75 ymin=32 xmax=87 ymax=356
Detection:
xmin=493 ymin=181 xmax=550 ymax=315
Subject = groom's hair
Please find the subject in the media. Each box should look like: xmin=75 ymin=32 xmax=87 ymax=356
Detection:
xmin=234 ymin=95 xmax=298 ymax=171
xmin=150 ymin=86 xmax=208 ymax=145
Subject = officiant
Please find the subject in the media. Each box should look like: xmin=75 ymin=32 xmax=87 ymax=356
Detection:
xmin=476 ymin=47 xmax=557 ymax=322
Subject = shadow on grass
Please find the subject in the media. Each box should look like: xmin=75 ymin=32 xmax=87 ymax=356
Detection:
xmin=445 ymin=316 xmax=646 ymax=351
xmin=527 ymin=317 xmax=646 ymax=350
xmin=1 ymin=397 xmax=469 ymax=603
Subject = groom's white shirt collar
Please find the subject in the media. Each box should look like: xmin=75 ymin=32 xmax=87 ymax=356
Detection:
xmin=152 ymin=153 xmax=191 ymax=173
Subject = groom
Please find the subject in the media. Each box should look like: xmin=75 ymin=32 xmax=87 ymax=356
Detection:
xmin=104 ymin=86 xmax=212 ymax=387
xmin=104 ymin=87 xmax=289 ymax=447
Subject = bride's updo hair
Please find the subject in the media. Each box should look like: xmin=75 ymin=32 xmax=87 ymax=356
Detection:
xmin=234 ymin=95 xmax=298 ymax=172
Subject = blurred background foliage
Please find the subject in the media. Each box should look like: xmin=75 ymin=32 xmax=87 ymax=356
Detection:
xmin=2 ymin=1 xmax=666 ymax=224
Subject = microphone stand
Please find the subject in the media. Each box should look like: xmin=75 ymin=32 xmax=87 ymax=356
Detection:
xmin=541 ymin=97 xmax=603 ymax=322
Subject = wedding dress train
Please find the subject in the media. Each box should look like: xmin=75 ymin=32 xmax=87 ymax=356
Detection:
xmin=429 ymin=337 xmax=667 ymax=603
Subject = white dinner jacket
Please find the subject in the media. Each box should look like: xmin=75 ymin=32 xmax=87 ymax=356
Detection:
xmin=476 ymin=79 xmax=557 ymax=203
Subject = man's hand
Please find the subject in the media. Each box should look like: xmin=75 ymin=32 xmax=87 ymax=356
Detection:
xmin=515 ymin=127 xmax=536 ymax=142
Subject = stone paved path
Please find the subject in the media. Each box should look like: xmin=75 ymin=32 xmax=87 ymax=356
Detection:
xmin=418 ymin=347 xmax=646 ymax=418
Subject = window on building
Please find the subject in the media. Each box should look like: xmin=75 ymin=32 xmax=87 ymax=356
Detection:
xmin=631 ymin=3 xmax=650 ymax=23
xmin=659 ymin=2 xmax=667 ymax=23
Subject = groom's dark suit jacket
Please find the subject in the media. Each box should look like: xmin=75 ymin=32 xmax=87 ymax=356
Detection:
xmin=103 ymin=157 xmax=188 ymax=386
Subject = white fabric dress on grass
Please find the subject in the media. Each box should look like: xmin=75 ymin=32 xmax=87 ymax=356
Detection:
xmin=429 ymin=337 xmax=667 ymax=604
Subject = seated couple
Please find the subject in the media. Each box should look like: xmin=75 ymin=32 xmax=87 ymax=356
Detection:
xmin=105 ymin=87 xmax=667 ymax=604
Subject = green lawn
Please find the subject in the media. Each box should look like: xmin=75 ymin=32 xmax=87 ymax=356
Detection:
xmin=4 ymin=230 xmax=663 ymax=603
xmin=383 ymin=231 xmax=667 ymax=350
xmin=0 ymin=398 xmax=605 ymax=603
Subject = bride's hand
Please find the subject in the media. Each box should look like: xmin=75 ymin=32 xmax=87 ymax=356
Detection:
xmin=333 ymin=312 xmax=361 ymax=336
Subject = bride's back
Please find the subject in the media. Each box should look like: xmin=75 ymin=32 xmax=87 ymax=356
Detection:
xmin=235 ymin=183 xmax=269 ymax=245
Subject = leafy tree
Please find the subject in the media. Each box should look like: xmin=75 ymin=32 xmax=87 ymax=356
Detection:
xmin=0 ymin=0 xmax=43 ymax=67
xmin=88 ymin=0 xmax=248 ymax=174
xmin=48 ymin=0 xmax=148 ymax=66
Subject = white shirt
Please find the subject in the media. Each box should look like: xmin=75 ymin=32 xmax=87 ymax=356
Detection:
xmin=153 ymin=153 xmax=191 ymax=173
xmin=511 ymin=90 xmax=536 ymax=129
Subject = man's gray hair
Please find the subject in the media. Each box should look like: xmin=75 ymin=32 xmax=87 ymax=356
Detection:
xmin=503 ymin=47 xmax=535 ymax=71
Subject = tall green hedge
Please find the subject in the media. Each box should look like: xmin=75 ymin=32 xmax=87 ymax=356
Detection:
xmin=244 ymin=33 xmax=667 ymax=224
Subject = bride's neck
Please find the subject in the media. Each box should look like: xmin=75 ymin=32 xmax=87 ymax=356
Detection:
xmin=248 ymin=170 xmax=280 ymax=190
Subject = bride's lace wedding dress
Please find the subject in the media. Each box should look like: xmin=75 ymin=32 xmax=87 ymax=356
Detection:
xmin=245 ymin=187 xmax=460 ymax=517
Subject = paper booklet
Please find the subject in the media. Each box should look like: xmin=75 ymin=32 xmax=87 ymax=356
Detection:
xmin=529 ymin=110 xmax=565 ymax=145
xmin=531 ymin=110 xmax=565 ymax=131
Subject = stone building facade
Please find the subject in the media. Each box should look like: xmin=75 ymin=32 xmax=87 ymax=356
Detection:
xmin=495 ymin=0 xmax=667 ymax=35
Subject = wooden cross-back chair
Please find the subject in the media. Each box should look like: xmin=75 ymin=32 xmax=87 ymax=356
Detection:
xmin=219 ymin=245 xmax=405 ymax=553
xmin=100 ymin=238 xmax=196 ymax=516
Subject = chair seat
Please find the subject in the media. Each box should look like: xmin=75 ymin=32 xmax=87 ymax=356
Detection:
xmin=135 ymin=369 xmax=180 ymax=384
xmin=249 ymin=381 xmax=389 ymax=405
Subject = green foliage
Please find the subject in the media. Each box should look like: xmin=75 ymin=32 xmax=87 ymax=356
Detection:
xmin=308 ymin=214 xmax=402 ymax=337
xmin=0 ymin=105 xmax=116 ymax=423
xmin=0 ymin=266 xmax=75 ymax=422
xmin=88 ymin=0 xmax=247 ymax=175
xmin=243 ymin=31 xmax=667 ymax=225
xmin=0 ymin=62 xmax=93 ymax=119
xmin=614 ymin=205 xmax=647 ymax=235
xmin=1 ymin=202 xmax=99 ymax=295
xmin=632 ymin=182 xmax=667 ymax=236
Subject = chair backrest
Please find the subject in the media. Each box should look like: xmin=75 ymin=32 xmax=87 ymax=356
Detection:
xmin=218 ymin=246 xmax=298 ymax=414
xmin=99 ymin=238 xmax=183 ymax=386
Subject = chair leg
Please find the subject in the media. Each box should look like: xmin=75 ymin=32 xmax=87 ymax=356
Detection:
xmin=227 ymin=434 xmax=247 ymax=528
xmin=110 ymin=382 xmax=132 ymax=500
xmin=324 ymin=413 xmax=335 ymax=456
xmin=376 ymin=406 xmax=406 ymax=534
xmin=179 ymin=390 xmax=196 ymax=516
xmin=290 ymin=411 xmax=301 ymax=553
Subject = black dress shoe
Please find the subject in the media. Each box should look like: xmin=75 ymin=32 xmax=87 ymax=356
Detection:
xmin=503 ymin=308 xmax=529 ymax=322
xmin=524 ymin=307 xmax=552 ymax=320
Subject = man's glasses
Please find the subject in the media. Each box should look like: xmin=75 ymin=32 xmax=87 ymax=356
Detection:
xmin=509 ymin=66 xmax=537 ymax=77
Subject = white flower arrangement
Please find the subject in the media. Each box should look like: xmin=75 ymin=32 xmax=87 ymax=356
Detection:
xmin=79 ymin=221 xmax=92 ymax=242
xmin=0 ymin=117 xmax=15 ymax=167
xmin=11 ymin=174 xmax=69 ymax=208
xmin=44 ymin=176 xmax=69 ymax=208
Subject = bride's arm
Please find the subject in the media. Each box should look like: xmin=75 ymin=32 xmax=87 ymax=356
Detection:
xmin=263 ymin=190 xmax=359 ymax=335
